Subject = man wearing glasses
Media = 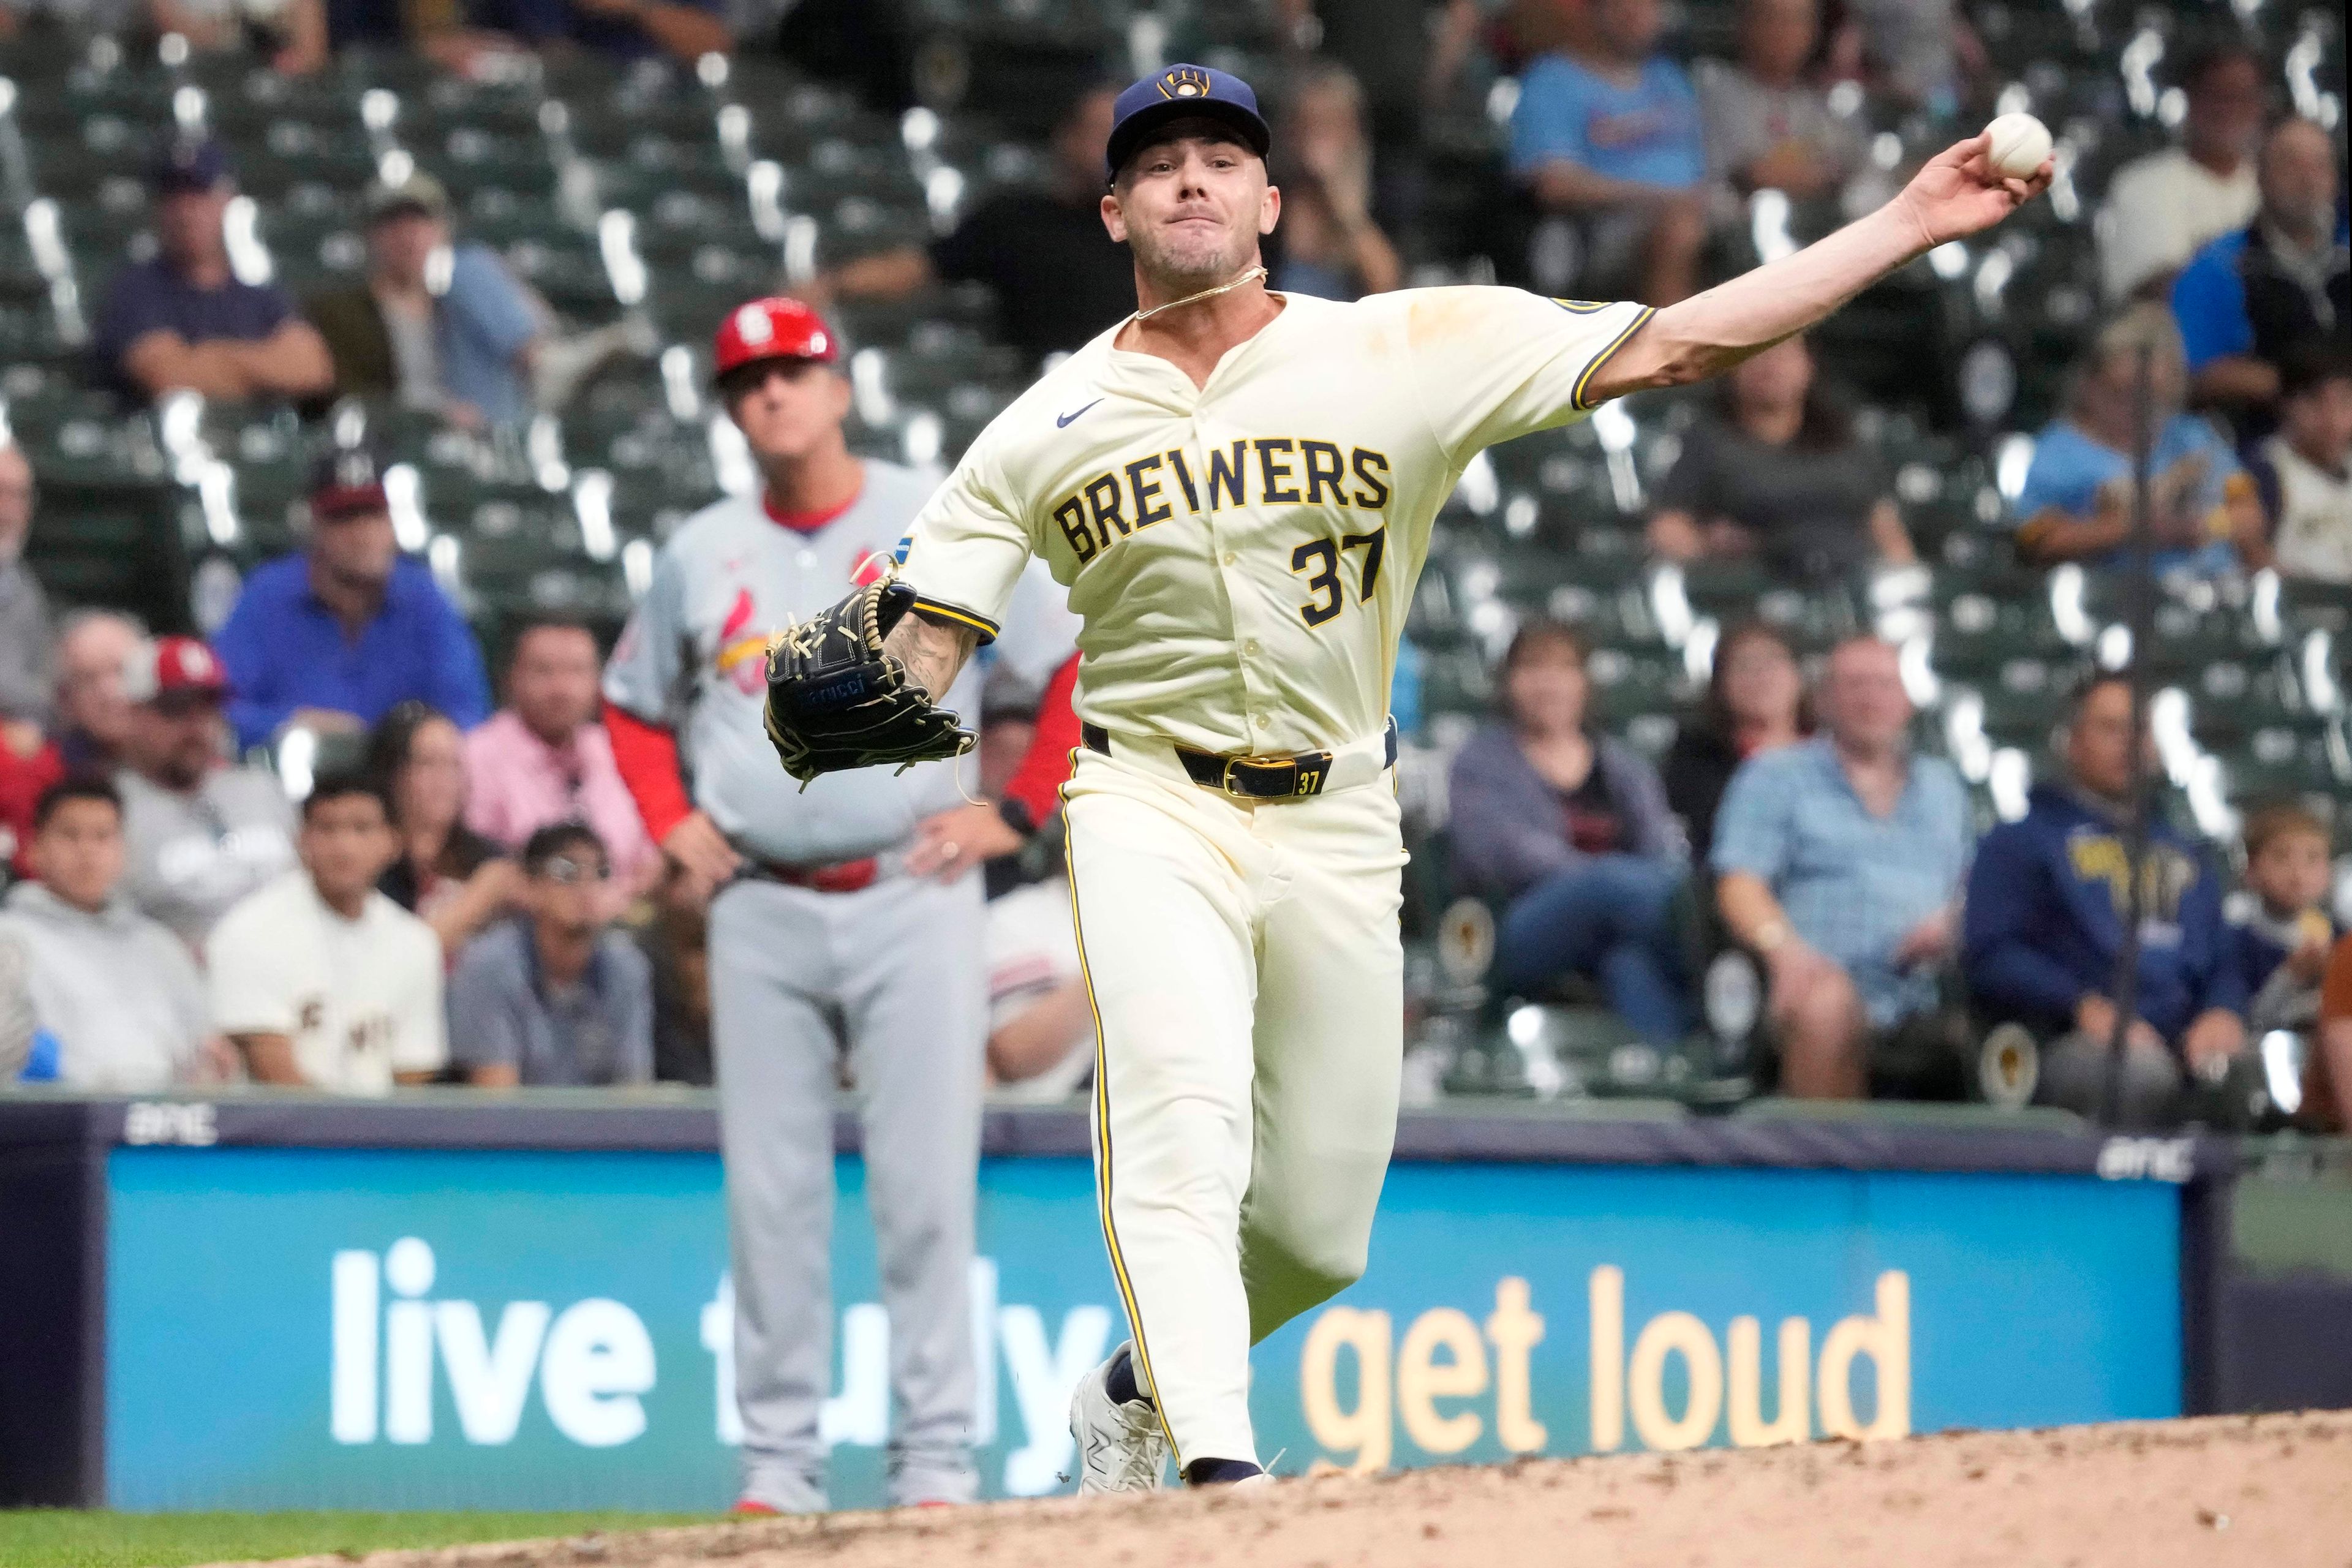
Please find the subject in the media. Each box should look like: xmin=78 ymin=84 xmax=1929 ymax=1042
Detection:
xmin=446 ymin=821 xmax=652 ymax=1088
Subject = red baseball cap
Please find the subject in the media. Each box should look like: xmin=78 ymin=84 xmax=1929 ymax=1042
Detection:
xmin=712 ymin=296 xmax=837 ymax=380
xmin=122 ymin=635 xmax=230 ymax=705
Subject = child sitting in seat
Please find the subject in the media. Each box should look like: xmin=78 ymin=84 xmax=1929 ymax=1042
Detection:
xmin=2228 ymin=805 xmax=2338 ymax=1036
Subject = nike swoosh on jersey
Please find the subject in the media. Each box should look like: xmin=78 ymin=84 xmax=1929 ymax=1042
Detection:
xmin=1056 ymin=399 xmax=1104 ymax=428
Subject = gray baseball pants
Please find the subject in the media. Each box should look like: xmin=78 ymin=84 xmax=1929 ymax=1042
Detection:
xmin=709 ymin=869 xmax=986 ymax=1507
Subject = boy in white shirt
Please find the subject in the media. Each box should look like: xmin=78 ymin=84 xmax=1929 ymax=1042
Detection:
xmin=208 ymin=767 xmax=446 ymax=1092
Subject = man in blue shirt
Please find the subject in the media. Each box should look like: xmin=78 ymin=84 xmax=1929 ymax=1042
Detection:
xmin=1713 ymin=636 xmax=1973 ymax=1098
xmin=1509 ymin=0 xmax=1708 ymax=303
xmin=1962 ymin=674 xmax=2247 ymax=1127
xmin=213 ymin=448 xmax=490 ymax=751
xmin=2170 ymin=118 xmax=2348 ymax=436
xmin=92 ymin=138 xmax=335 ymax=407
xmin=2013 ymin=303 xmax=2263 ymax=578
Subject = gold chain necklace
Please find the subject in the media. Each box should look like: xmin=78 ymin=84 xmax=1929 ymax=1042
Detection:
xmin=1129 ymin=266 xmax=1270 ymax=324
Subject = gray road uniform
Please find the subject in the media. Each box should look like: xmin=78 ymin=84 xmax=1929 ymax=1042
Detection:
xmin=603 ymin=461 xmax=988 ymax=1509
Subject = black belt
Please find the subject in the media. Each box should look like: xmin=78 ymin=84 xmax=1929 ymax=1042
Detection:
xmin=1080 ymin=717 xmax=1398 ymax=801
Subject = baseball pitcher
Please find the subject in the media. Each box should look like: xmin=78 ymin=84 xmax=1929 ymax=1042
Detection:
xmin=760 ymin=65 xmax=2050 ymax=1491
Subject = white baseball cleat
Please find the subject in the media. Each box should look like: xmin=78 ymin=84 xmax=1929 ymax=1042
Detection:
xmin=1068 ymin=1341 xmax=1170 ymax=1495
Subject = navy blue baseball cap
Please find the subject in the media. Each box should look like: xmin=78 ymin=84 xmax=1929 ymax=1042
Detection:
xmin=147 ymin=135 xmax=231 ymax=195
xmin=1104 ymin=64 xmax=1272 ymax=183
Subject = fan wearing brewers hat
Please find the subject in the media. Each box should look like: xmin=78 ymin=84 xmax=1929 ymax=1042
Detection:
xmin=211 ymin=447 xmax=491 ymax=753
xmin=92 ymin=137 xmax=335 ymax=406
xmin=306 ymin=171 xmax=545 ymax=429
xmin=113 ymin=634 xmax=297 ymax=955
xmin=600 ymin=296 xmax=998 ymax=1512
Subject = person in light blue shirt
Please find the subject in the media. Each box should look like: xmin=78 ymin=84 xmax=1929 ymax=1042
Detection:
xmin=1509 ymin=0 xmax=1708 ymax=303
xmin=309 ymin=173 xmax=544 ymax=428
xmin=213 ymin=448 xmax=490 ymax=751
xmin=2012 ymin=303 xmax=2263 ymax=578
xmin=437 ymin=242 xmax=542 ymax=428
xmin=1713 ymin=637 xmax=1973 ymax=1099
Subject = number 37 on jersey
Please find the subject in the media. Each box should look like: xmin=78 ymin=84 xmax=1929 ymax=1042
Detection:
xmin=1050 ymin=435 xmax=1392 ymax=631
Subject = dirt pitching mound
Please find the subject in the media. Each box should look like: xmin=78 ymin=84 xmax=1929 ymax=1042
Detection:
xmin=228 ymin=1411 xmax=2352 ymax=1568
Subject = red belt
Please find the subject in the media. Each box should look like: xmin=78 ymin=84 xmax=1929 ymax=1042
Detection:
xmin=748 ymin=856 xmax=879 ymax=894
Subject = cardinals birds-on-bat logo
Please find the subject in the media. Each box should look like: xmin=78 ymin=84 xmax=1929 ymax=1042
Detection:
xmin=714 ymin=587 xmax=769 ymax=695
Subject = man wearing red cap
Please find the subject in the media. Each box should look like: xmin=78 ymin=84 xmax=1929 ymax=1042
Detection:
xmin=602 ymin=297 xmax=990 ymax=1513
xmin=115 ymin=634 xmax=297 ymax=954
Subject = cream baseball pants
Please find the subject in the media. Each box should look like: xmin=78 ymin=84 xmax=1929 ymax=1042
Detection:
xmin=1063 ymin=739 xmax=1406 ymax=1471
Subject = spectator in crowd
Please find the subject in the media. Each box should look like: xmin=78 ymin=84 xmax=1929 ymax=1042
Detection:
xmin=1660 ymin=620 xmax=1809 ymax=866
xmin=1272 ymin=0 xmax=1484 ymax=232
xmin=448 ymin=822 xmax=651 ymax=1087
xmin=984 ymin=866 xmax=1095 ymax=1100
xmin=0 ymin=440 xmax=53 ymax=731
xmin=152 ymin=0 xmax=330 ymax=73
xmin=467 ymin=0 xmax=729 ymax=64
xmin=1962 ymin=674 xmax=2247 ymax=1126
xmin=115 ymin=635 xmax=297 ymax=953
xmin=0 ymin=727 xmax=61 ymax=881
xmin=93 ymin=138 xmax=334 ymax=406
xmin=1715 ymin=636 xmax=1972 ymax=1098
xmin=1510 ymin=0 xmax=1709 ymax=304
xmin=214 ymin=447 xmax=491 ymax=750
xmin=2253 ymin=347 xmax=2352 ymax=582
xmin=1694 ymin=0 xmax=1864 ymax=222
xmin=366 ymin=701 xmax=518 ymax=957
xmin=1646 ymin=334 xmax=1915 ymax=578
xmin=2013 ymin=304 xmax=2264 ymax=577
xmin=2227 ymin=804 xmax=2336 ymax=1038
xmin=1449 ymin=621 xmax=1691 ymax=1046
xmin=306 ymin=173 xmax=541 ymax=430
xmin=635 ymin=866 xmax=712 ymax=1085
xmin=2313 ymin=934 xmax=2352 ymax=1133
xmin=207 ymin=767 xmax=445 ymax=1092
xmin=464 ymin=617 xmax=658 ymax=894
xmin=1 ymin=778 xmax=216 ymax=1091
xmin=2097 ymin=43 xmax=2265 ymax=302
xmin=0 ymin=924 xmax=29 ymax=1081
xmin=53 ymin=611 xmax=143 ymax=773
xmin=1267 ymin=64 xmax=1403 ymax=302
xmin=818 ymin=83 xmax=1133 ymax=368
xmin=2172 ymin=118 xmax=2350 ymax=431
xmin=1823 ymin=0 xmax=1982 ymax=115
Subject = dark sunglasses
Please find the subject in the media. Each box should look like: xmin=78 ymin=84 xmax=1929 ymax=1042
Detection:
xmin=535 ymin=854 xmax=611 ymax=884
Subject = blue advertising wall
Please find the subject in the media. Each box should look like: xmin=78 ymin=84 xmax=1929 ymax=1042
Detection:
xmin=105 ymin=1144 xmax=2182 ymax=1511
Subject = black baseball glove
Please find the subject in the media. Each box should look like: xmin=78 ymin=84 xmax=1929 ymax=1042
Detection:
xmin=762 ymin=579 xmax=975 ymax=786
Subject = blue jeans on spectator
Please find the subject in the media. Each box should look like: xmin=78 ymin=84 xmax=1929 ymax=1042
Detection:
xmin=1493 ymin=855 xmax=1690 ymax=1043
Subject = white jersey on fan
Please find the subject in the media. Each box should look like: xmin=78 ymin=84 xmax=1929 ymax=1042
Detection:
xmin=900 ymin=287 xmax=1651 ymax=755
xmin=892 ymin=284 xmax=1652 ymax=1475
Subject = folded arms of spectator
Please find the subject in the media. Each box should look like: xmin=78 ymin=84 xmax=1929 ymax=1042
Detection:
xmin=122 ymin=320 xmax=336 ymax=404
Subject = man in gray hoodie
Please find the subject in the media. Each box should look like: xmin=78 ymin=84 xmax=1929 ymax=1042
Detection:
xmin=1 ymin=777 xmax=214 ymax=1090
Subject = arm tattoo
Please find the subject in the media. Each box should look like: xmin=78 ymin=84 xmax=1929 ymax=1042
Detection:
xmin=886 ymin=612 xmax=978 ymax=702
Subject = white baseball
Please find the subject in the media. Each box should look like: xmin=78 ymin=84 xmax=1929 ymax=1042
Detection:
xmin=1983 ymin=112 xmax=2052 ymax=179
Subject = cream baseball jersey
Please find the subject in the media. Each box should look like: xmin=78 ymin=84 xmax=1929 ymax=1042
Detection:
xmin=899 ymin=287 xmax=1652 ymax=755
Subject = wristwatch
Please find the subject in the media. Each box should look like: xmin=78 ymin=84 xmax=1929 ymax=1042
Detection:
xmin=996 ymin=797 xmax=1036 ymax=840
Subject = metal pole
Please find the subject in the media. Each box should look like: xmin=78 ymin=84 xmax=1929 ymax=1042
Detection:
xmin=2100 ymin=341 xmax=2158 ymax=1126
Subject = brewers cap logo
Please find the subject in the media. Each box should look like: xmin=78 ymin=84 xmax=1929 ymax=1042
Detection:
xmin=734 ymin=303 xmax=775 ymax=345
xmin=1158 ymin=66 xmax=1210 ymax=100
